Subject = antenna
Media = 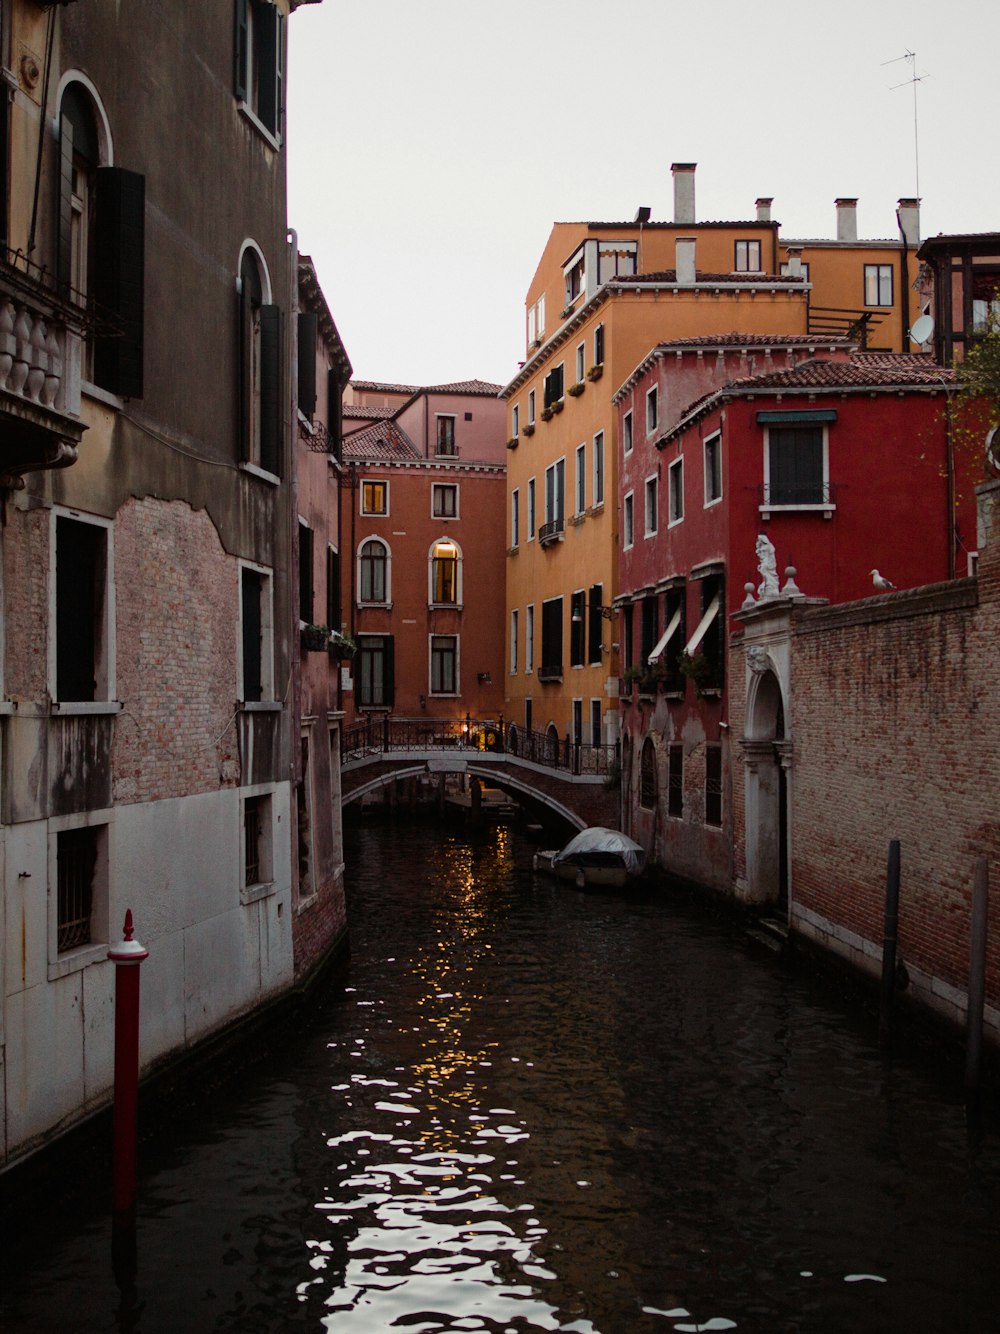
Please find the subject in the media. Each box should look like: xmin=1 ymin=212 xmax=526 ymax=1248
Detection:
xmin=882 ymin=50 xmax=930 ymax=198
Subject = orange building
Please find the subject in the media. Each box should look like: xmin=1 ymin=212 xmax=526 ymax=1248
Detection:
xmin=501 ymin=163 xmax=925 ymax=758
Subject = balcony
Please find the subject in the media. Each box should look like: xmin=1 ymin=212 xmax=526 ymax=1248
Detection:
xmin=538 ymin=517 xmax=564 ymax=547
xmin=0 ymin=251 xmax=88 ymax=487
xmin=537 ymin=664 xmax=563 ymax=683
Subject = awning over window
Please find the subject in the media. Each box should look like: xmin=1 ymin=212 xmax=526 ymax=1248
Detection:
xmin=648 ymin=606 xmax=682 ymax=663
xmin=684 ymin=594 xmax=720 ymax=655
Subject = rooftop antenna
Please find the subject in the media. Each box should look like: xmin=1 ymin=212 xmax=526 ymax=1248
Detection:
xmin=883 ymin=50 xmax=929 ymax=198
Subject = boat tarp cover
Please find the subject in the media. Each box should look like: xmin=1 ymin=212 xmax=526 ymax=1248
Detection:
xmin=552 ymin=826 xmax=646 ymax=875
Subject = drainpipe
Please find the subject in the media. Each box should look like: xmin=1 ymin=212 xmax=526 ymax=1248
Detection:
xmin=287 ymin=228 xmax=302 ymax=789
xmin=896 ymin=207 xmax=910 ymax=354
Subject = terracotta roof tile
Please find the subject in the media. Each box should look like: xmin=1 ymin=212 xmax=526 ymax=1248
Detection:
xmin=423 ymin=379 xmax=504 ymax=396
xmin=343 ymin=421 xmax=421 ymax=461
xmin=350 ymin=379 xmax=421 ymax=394
xmin=655 ymin=332 xmax=850 ymax=350
xmin=614 ymin=270 xmax=806 ymax=286
xmin=725 ymin=354 xmax=954 ymax=391
xmin=343 ymin=404 xmax=395 ymax=420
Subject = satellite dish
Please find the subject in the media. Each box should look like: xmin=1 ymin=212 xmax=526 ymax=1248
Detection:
xmin=910 ymin=314 xmax=934 ymax=344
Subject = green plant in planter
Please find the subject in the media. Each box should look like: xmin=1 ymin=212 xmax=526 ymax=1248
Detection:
xmin=678 ymin=650 xmax=714 ymax=691
xmin=328 ymin=631 xmax=357 ymax=658
xmin=301 ymin=624 xmax=331 ymax=651
xmin=623 ymin=665 xmax=643 ymax=690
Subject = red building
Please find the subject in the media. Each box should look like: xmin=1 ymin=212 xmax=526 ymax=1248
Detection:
xmin=613 ymin=340 xmax=971 ymax=887
xmin=339 ymin=382 xmax=507 ymax=732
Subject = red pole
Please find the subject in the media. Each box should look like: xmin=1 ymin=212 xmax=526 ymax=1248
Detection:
xmin=108 ymin=909 xmax=149 ymax=1218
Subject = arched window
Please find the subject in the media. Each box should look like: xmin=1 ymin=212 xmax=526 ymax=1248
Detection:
xmin=358 ymin=538 xmax=389 ymax=604
xmin=640 ymin=736 xmax=657 ymax=809
xmin=238 ymin=245 xmax=280 ymax=473
xmin=429 ymin=538 xmax=461 ymax=606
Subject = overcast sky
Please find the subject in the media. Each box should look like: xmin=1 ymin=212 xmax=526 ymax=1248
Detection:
xmin=286 ymin=0 xmax=1000 ymax=389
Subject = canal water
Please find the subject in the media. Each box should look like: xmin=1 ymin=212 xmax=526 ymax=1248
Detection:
xmin=3 ymin=820 xmax=999 ymax=1333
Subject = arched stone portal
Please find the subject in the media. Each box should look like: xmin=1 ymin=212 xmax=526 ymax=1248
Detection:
xmin=742 ymin=665 xmax=791 ymax=912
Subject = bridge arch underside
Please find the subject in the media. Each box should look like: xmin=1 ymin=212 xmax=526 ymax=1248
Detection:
xmin=341 ymin=758 xmax=606 ymax=834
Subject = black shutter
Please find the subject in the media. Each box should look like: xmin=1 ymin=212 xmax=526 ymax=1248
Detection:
xmin=297 ymin=312 xmax=317 ymax=419
xmin=0 ymin=90 xmax=8 ymax=251
xmin=57 ymin=115 xmax=74 ymax=293
xmin=56 ymin=518 xmax=100 ymax=702
xmin=327 ymin=367 xmax=343 ymax=460
xmin=588 ymin=583 xmax=603 ymax=664
xmin=234 ymin=0 xmax=249 ymax=101
xmin=94 ymin=167 xmax=145 ymax=398
xmin=384 ymin=636 xmax=395 ymax=708
xmin=298 ymin=523 xmax=314 ymax=623
xmin=259 ymin=304 xmax=281 ymax=475
xmin=237 ymin=284 xmax=250 ymax=459
xmin=326 ymin=547 xmax=341 ymax=631
xmin=256 ymin=4 xmax=283 ymax=136
xmin=241 ymin=570 xmax=263 ymax=702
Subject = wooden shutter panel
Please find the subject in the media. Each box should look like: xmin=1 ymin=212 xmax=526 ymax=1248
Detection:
xmin=327 ymin=547 xmax=341 ymax=630
xmin=94 ymin=167 xmax=145 ymax=398
xmin=298 ymin=524 xmax=314 ymax=624
xmin=297 ymin=312 xmax=317 ymax=419
xmin=384 ymin=636 xmax=395 ymax=708
xmin=241 ymin=570 xmax=263 ymax=702
xmin=57 ymin=114 xmax=74 ymax=292
xmin=259 ymin=303 xmax=281 ymax=475
xmin=327 ymin=367 xmax=343 ymax=460
xmin=256 ymin=4 xmax=283 ymax=136
xmin=234 ymin=0 xmax=249 ymax=101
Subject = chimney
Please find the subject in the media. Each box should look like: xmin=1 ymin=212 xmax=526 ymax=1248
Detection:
xmin=897 ymin=197 xmax=921 ymax=246
xmin=756 ymin=197 xmax=773 ymax=223
xmin=634 ymin=205 xmax=651 ymax=224
xmin=675 ymin=237 xmax=696 ymax=286
xmin=672 ymin=162 xmax=696 ymax=225
xmin=784 ymin=246 xmax=804 ymax=279
xmin=835 ymin=198 xmax=858 ymax=243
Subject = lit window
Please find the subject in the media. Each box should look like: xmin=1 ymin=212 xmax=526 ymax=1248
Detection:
xmin=361 ymin=480 xmax=388 ymax=515
xmin=430 ymin=539 xmax=460 ymax=605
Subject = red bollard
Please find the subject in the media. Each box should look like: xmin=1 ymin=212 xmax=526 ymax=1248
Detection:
xmin=108 ymin=909 xmax=149 ymax=1219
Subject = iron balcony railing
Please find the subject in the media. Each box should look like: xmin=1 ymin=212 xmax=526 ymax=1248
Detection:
xmin=538 ymin=517 xmax=564 ymax=546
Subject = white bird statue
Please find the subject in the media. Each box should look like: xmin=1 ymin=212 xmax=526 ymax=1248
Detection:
xmin=870 ymin=569 xmax=896 ymax=591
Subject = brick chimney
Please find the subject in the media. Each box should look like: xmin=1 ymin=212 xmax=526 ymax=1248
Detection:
xmin=672 ymin=163 xmax=696 ymax=225
xmin=756 ymin=197 xmax=773 ymax=223
xmin=897 ymin=197 xmax=921 ymax=246
xmin=835 ymin=198 xmax=858 ymax=242
xmin=675 ymin=237 xmax=696 ymax=285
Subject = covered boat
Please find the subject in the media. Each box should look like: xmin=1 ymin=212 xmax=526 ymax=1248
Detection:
xmin=534 ymin=826 xmax=646 ymax=888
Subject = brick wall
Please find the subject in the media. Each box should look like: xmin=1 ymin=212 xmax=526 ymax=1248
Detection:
xmin=4 ymin=507 xmax=50 ymax=702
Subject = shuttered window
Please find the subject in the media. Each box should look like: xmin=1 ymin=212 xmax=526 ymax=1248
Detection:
xmin=767 ymin=426 xmax=824 ymax=505
xmin=297 ymin=312 xmax=317 ymax=419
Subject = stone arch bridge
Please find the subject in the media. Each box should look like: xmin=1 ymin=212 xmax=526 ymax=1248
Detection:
xmin=340 ymin=717 xmax=620 ymax=832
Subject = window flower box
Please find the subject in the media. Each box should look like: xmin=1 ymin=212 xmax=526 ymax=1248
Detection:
xmin=522 ymin=423 xmax=535 ymax=437
xmin=540 ymin=406 xmax=554 ymax=422
xmin=550 ymin=399 xmax=564 ymax=414
xmin=328 ymin=631 xmax=357 ymax=659
xmin=567 ymin=382 xmax=585 ymax=397
xmin=301 ymin=624 xmax=331 ymax=652
xmin=506 ymin=437 xmax=519 ymax=450
xmin=586 ymin=363 xmax=604 ymax=382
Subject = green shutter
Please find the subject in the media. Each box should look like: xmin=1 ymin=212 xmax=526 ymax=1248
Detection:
xmin=93 ymin=167 xmax=145 ymax=398
xmin=259 ymin=303 xmax=281 ymax=475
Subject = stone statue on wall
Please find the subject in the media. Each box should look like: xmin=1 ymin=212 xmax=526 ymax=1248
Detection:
xmin=756 ymin=533 xmax=779 ymax=600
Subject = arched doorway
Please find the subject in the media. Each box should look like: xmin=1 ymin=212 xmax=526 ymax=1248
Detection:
xmin=743 ymin=667 xmax=790 ymax=912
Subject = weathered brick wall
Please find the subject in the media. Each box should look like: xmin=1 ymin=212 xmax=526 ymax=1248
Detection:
xmin=294 ymin=869 xmax=348 ymax=982
xmin=112 ymin=498 xmax=241 ymax=804
xmin=4 ymin=506 xmax=50 ymax=702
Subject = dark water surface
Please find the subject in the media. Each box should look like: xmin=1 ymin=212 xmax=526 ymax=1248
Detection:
xmin=3 ymin=821 xmax=999 ymax=1333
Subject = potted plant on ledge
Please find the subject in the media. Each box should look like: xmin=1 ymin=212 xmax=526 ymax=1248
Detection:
xmin=678 ymin=650 xmax=715 ymax=694
xmin=301 ymin=623 xmax=331 ymax=652
xmin=328 ymin=630 xmax=357 ymax=659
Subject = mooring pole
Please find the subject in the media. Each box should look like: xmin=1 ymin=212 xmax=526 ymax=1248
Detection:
xmin=965 ymin=858 xmax=989 ymax=1096
xmin=879 ymin=840 xmax=901 ymax=1048
xmin=108 ymin=910 xmax=149 ymax=1287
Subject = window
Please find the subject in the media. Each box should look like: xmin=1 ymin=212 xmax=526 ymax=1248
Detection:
xmin=510 ymin=610 xmax=519 ymax=675
xmin=640 ymin=738 xmax=657 ymax=810
xmin=597 ymin=241 xmax=637 ymax=283
xmin=972 ymin=273 xmax=1000 ymax=332
xmin=685 ymin=572 xmax=725 ymax=691
xmin=575 ymin=444 xmax=586 ymax=514
xmin=327 ymin=545 xmax=341 ymax=633
xmin=590 ymin=699 xmax=602 ymax=746
xmin=433 ymin=483 xmax=458 ymax=519
xmin=645 ymin=475 xmax=658 ymax=536
xmin=544 ymin=364 xmax=564 ymax=409
xmin=540 ymin=597 xmax=563 ymax=680
xmin=735 ymin=239 xmax=762 ymax=272
xmin=594 ymin=323 xmax=604 ymax=368
xmin=640 ymin=595 xmax=658 ymax=665
xmin=240 ymin=563 xmax=273 ymax=702
xmin=575 ymin=342 xmax=586 ymax=384
xmin=570 ymin=590 xmax=585 ymax=667
xmin=565 ymin=250 xmax=586 ymax=305
xmin=623 ymin=409 xmax=633 ymax=455
xmin=298 ymin=521 xmax=314 ymax=624
xmin=593 ymin=431 xmax=605 ymax=506
xmin=298 ymin=312 xmax=317 ymax=422
xmin=362 ymin=480 xmax=388 ymax=515
xmin=668 ymin=457 xmax=684 ymax=525
xmin=544 ymin=458 xmax=565 ymax=525
xmin=704 ymin=432 xmax=722 ymax=505
xmin=646 ymin=387 xmax=659 ymax=434
xmin=526 ymin=604 xmax=535 ymax=673
xmin=357 ymin=634 xmax=394 ymax=707
xmin=705 ymin=744 xmax=723 ymax=827
xmin=57 ymin=826 xmax=99 ymax=952
xmin=572 ymin=699 xmax=583 ymax=748
xmin=296 ymin=733 xmax=314 ymax=901
xmin=668 ymin=744 xmax=684 ymax=817
xmin=528 ymin=388 xmax=536 ymax=425
xmin=430 ymin=635 xmax=458 ymax=694
xmin=524 ymin=698 xmax=533 ymax=733
xmin=243 ymin=792 xmax=273 ymax=890
xmin=623 ymin=491 xmax=634 ymax=548
xmin=764 ymin=424 xmax=828 ymax=506
xmin=511 ymin=488 xmax=520 ymax=547
xmin=623 ymin=602 xmax=634 ymax=671
xmin=864 ymin=263 xmax=893 ymax=307
xmin=657 ymin=582 xmax=686 ymax=689
xmin=238 ymin=247 xmax=280 ymax=473
xmin=58 ymin=82 xmax=145 ymax=397
xmin=588 ymin=583 xmax=604 ymax=664
xmin=54 ymin=513 xmax=112 ymax=703
xmin=430 ymin=539 xmax=460 ymax=605
xmin=234 ymin=0 xmax=285 ymax=141
xmin=512 ymin=404 xmax=520 ymax=439
xmin=359 ymin=538 xmax=389 ymax=604
xmin=527 ymin=477 xmax=536 ymax=539
xmin=436 ymin=415 xmax=456 ymax=456
xmin=527 ymin=295 xmax=546 ymax=345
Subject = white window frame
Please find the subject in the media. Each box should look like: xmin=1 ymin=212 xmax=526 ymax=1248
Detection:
xmin=735 ymin=239 xmax=762 ymax=272
xmin=429 ymin=633 xmax=459 ymax=696
xmin=510 ymin=608 xmax=519 ymax=675
xmin=241 ymin=783 xmax=277 ymax=905
xmin=511 ymin=403 xmax=520 ymax=439
xmin=575 ymin=341 xmax=585 ymax=385
xmin=668 ymin=457 xmax=684 ymax=526
xmin=544 ymin=457 xmax=565 ymax=525
xmin=511 ymin=487 xmax=520 ymax=548
xmin=49 ymin=507 xmax=116 ymax=709
xmin=47 ymin=809 xmax=113 ymax=980
xmin=704 ymin=431 xmax=723 ymax=507
xmin=528 ymin=388 xmax=536 ymax=425
xmin=590 ymin=698 xmax=603 ymax=747
xmin=761 ymin=423 xmax=833 ymax=514
xmin=864 ymin=263 xmax=893 ymax=307
xmin=623 ymin=408 xmax=633 ymax=456
xmin=361 ymin=478 xmax=389 ymax=516
xmin=644 ymin=474 xmax=658 ymax=537
xmin=646 ymin=386 xmax=658 ymax=435
xmin=432 ymin=481 xmax=459 ymax=520
xmin=593 ymin=431 xmax=605 ymax=507
xmin=527 ymin=476 xmax=536 ymax=540
xmin=525 ymin=603 xmax=535 ymax=673
xmin=428 ymin=537 xmax=463 ymax=608
xmin=435 ymin=414 xmax=457 ymax=456
xmin=623 ymin=491 xmax=634 ymax=549
xmin=357 ymin=537 xmax=391 ymax=606
xmin=575 ymin=443 xmax=586 ymax=515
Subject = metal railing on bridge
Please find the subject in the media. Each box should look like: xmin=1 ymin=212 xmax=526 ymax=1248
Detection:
xmin=342 ymin=715 xmax=620 ymax=778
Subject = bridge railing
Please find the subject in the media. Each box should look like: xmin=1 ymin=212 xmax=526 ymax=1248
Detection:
xmin=342 ymin=714 xmax=619 ymax=778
